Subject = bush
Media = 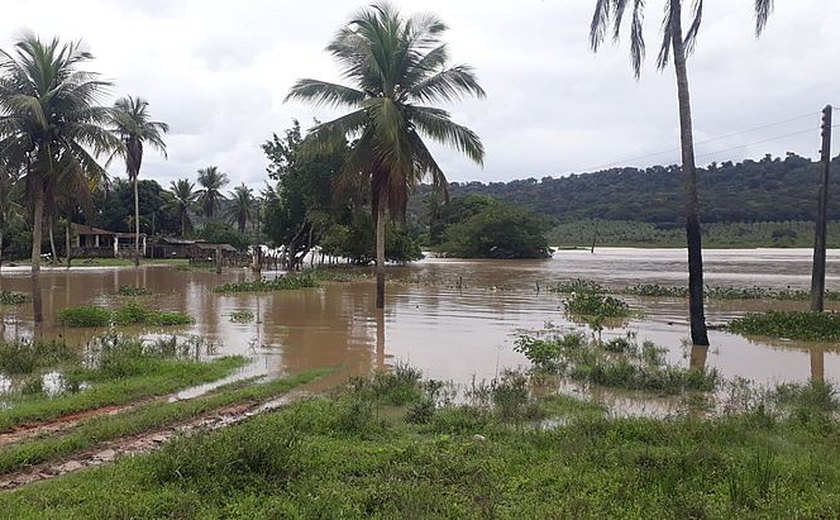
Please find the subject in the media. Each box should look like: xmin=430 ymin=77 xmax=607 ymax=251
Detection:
xmin=59 ymin=306 xmax=111 ymax=328
xmin=564 ymin=292 xmax=630 ymax=318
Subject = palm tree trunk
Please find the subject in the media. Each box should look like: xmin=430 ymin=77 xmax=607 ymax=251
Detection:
xmin=375 ymin=202 xmax=386 ymax=309
xmin=48 ymin=217 xmax=57 ymax=264
xmin=0 ymin=228 xmax=4 ymax=293
xmin=671 ymin=1 xmax=709 ymax=346
xmin=65 ymin=217 xmax=72 ymax=268
xmin=31 ymin=177 xmax=44 ymax=325
xmin=134 ymin=175 xmax=140 ymax=267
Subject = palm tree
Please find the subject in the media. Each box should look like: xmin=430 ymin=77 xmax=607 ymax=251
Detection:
xmin=225 ymin=183 xmax=255 ymax=233
xmin=589 ymin=0 xmax=775 ymax=346
xmin=287 ymin=2 xmax=485 ymax=308
xmin=109 ymin=96 xmax=169 ymax=267
xmin=196 ymin=166 xmax=229 ymax=219
xmin=167 ymin=178 xmax=198 ymax=236
xmin=0 ymin=35 xmax=113 ymax=323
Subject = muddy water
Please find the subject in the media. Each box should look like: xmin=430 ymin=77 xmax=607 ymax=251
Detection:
xmin=0 ymin=247 xmax=839 ymax=389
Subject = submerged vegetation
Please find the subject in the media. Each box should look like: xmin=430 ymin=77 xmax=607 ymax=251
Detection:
xmin=212 ymin=273 xmax=319 ymax=293
xmin=729 ymin=311 xmax=840 ymax=342
xmin=59 ymin=303 xmax=193 ymax=328
xmin=0 ymin=290 xmax=28 ymax=305
xmin=116 ymin=286 xmax=152 ymax=297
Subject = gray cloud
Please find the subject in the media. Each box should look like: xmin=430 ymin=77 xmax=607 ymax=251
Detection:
xmin=0 ymin=0 xmax=837 ymax=193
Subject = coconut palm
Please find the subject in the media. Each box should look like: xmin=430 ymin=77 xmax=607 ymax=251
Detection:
xmin=167 ymin=178 xmax=198 ymax=236
xmin=286 ymin=2 xmax=485 ymax=308
xmin=196 ymin=166 xmax=229 ymax=219
xmin=225 ymin=183 xmax=255 ymax=233
xmin=0 ymin=34 xmax=114 ymax=323
xmin=109 ymin=96 xmax=169 ymax=267
xmin=589 ymin=0 xmax=775 ymax=346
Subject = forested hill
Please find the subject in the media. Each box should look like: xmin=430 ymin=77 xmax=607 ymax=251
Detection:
xmin=437 ymin=154 xmax=839 ymax=225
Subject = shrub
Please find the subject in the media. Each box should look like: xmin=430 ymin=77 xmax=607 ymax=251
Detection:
xmin=59 ymin=306 xmax=111 ymax=328
xmin=564 ymin=292 xmax=630 ymax=318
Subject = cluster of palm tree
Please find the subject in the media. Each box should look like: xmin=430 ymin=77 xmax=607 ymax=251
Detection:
xmin=166 ymin=167 xmax=257 ymax=236
xmin=0 ymin=34 xmax=169 ymax=322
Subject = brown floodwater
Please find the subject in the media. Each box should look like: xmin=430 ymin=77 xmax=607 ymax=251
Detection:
xmin=1 ymin=247 xmax=839 ymax=392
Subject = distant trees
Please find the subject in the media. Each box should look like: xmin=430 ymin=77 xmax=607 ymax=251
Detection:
xmin=197 ymin=166 xmax=229 ymax=218
xmin=167 ymin=179 xmax=199 ymax=236
xmin=286 ymin=2 xmax=485 ymax=307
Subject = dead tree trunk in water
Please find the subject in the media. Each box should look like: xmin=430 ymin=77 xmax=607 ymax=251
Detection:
xmin=671 ymin=1 xmax=709 ymax=346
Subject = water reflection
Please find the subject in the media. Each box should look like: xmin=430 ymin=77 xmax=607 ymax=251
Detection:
xmin=0 ymin=248 xmax=835 ymax=387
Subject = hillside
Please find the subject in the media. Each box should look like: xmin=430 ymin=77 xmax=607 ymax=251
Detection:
xmin=436 ymin=153 xmax=838 ymax=225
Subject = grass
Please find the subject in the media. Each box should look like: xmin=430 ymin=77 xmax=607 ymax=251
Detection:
xmin=212 ymin=272 xmax=319 ymax=293
xmin=0 ymin=369 xmax=328 ymax=476
xmin=0 ymin=338 xmax=81 ymax=375
xmin=563 ymin=292 xmax=630 ymax=318
xmin=116 ymin=286 xmax=152 ymax=297
xmin=3 ymin=371 xmax=840 ymax=518
xmin=514 ymin=332 xmax=719 ymax=394
xmin=729 ymin=311 xmax=840 ymax=341
xmin=229 ymin=310 xmax=255 ymax=323
xmin=59 ymin=303 xmax=193 ymax=328
xmin=0 ymin=290 xmax=28 ymax=305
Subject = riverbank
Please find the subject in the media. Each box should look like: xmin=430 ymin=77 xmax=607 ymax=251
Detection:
xmin=2 ymin=369 xmax=839 ymax=518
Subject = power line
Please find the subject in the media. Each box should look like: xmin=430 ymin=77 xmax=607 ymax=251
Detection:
xmin=574 ymin=111 xmax=821 ymax=173
xmin=695 ymin=127 xmax=818 ymax=160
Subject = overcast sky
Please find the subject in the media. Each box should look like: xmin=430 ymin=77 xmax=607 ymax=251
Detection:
xmin=1 ymin=1 xmax=838 ymax=190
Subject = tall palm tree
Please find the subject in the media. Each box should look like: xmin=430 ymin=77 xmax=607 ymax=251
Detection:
xmin=225 ymin=183 xmax=255 ymax=233
xmin=109 ymin=96 xmax=169 ymax=267
xmin=589 ymin=0 xmax=775 ymax=346
xmin=0 ymin=35 xmax=113 ymax=323
xmin=196 ymin=166 xmax=229 ymax=219
xmin=287 ymin=2 xmax=485 ymax=308
xmin=167 ymin=178 xmax=198 ymax=236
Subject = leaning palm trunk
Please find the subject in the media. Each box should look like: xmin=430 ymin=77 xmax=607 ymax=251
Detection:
xmin=670 ymin=3 xmax=709 ymax=346
xmin=31 ymin=178 xmax=44 ymax=324
xmin=134 ymin=175 xmax=140 ymax=267
xmin=375 ymin=202 xmax=386 ymax=309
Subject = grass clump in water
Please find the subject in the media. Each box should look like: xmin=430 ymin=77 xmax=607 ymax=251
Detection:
xmin=59 ymin=303 xmax=193 ymax=328
xmin=729 ymin=311 xmax=840 ymax=342
xmin=116 ymin=285 xmax=152 ymax=297
xmin=212 ymin=272 xmax=319 ymax=293
xmin=564 ymin=291 xmax=630 ymax=318
xmin=0 ymin=290 xmax=28 ymax=305
xmin=0 ymin=338 xmax=81 ymax=375
xmin=229 ymin=309 xmax=255 ymax=323
xmin=515 ymin=332 xmax=719 ymax=395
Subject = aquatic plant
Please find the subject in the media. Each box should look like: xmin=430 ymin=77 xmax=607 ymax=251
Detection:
xmin=117 ymin=286 xmax=152 ymax=297
xmin=212 ymin=273 xmax=319 ymax=294
xmin=549 ymin=278 xmax=605 ymax=294
xmin=515 ymin=332 xmax=718 ymax=395
xmin=0 ymin=291 xmax=28 ymax=305
xmin=624 ymin=284 xmax=689 ymax=298
xmin=0 ymin=338 xmax=81 ymax=375
xmin=229 ymin=310 xmax=255 ymax=323
xmin=59 ymin=303 xmax=193 ymax=328
xmin=564 ymin=291 xmax=630 ymax=318
xmin=729 ymin=311 xmax=840 ymax=342
xmin=59 ymin=306 xmax=112 ymax=328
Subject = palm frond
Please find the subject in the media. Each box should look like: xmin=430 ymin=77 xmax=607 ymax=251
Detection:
xmin=755 ymin=0 xmax=774 ymax=35
xmin=408 ymin=106 xmax=484 ymax=166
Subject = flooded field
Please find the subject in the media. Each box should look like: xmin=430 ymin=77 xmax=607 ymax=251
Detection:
xmin=1 ymin=248 xmax=839 ymax=391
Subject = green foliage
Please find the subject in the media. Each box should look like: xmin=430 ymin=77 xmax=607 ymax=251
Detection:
xmin=515 ymin=332 xmax=719 ymax=394
xmin=0 ymin=290 xmax=28 ymax=305
xmin=94 ymin=178 xmax=181 ymax=237
xmin=212 ymin=273 xmax=319 ymax=293
xmin=440 ymin=198 xmax=551 ymax=259
xmin=198 ymin=220 xmax=248 ymax=250
xmin=59 ymin=304 xmax=193 ymax=328
xmin=321 ymin=215 xmax=423 ymax=265
xmin=59 ymin=306 xmax=112 ymax=328
xmin=729 ymin=311 xmax=840 ymax=341
xmin=229 ymin=310 xmax=255 ymax=323
xmin=116 ymin=286 xmax=152 ymax=297
xmin=564 ymin=292 xmax=630 ymax=318
xmin=0 ymin=338 xmax=81 ymax=375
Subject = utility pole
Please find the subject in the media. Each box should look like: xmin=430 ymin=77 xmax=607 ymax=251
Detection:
xmin=810 ymin=105 xmax=833 ymax=312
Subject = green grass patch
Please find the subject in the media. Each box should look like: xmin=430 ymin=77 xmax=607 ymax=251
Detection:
xmin=514 ymin=332 xmax=719 ymax=394
xmin=0 ymin=290 xmax=28 ymax=305
xmin=3 ymin=372 xmax=840 ymax=518
xmin=59 ymin=303 xmax=193 ymax=328
xmin=116 ymin=286 xmax=152 ymax=297
xmin=228 ymin=310 xmax=255 ymax=324
xmin=0 ymin=369 xmax=328 ymax=476
xmin=0 ymin=338 xmax=81 ymax=375
xmin=212 ymin=272 xmax=319 ymax=294
xmin=729 ymin=311 xmax=840 ymax=341
xmin=564 ymin=292 xmax=630 ymax=318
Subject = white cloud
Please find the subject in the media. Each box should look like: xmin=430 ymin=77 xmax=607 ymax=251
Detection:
xmin=1 ymin=0 xmax=837 ymax=191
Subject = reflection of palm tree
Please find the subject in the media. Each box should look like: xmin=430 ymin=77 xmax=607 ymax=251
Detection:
xmin=589 ymin=1 xmax=775 ymax=346
xmin=810 ymin=348 xmax=825 ymax=382
xmin=167 ymin=179 xmax=198 ymax=236
xmin=109 ymin=96 xmax=169 ymax=266
xmin=225 ymin=183 xmax=255 ymax=233
xmin=197 ymin=166 xmax=229 ymax=219
xmin=287 ymin=2 xmax=485 ymax=309
xmin=689 ymin=344 xmax=708 ymax=372
xmin=0 ymin=35 xmax=114 ymax=323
